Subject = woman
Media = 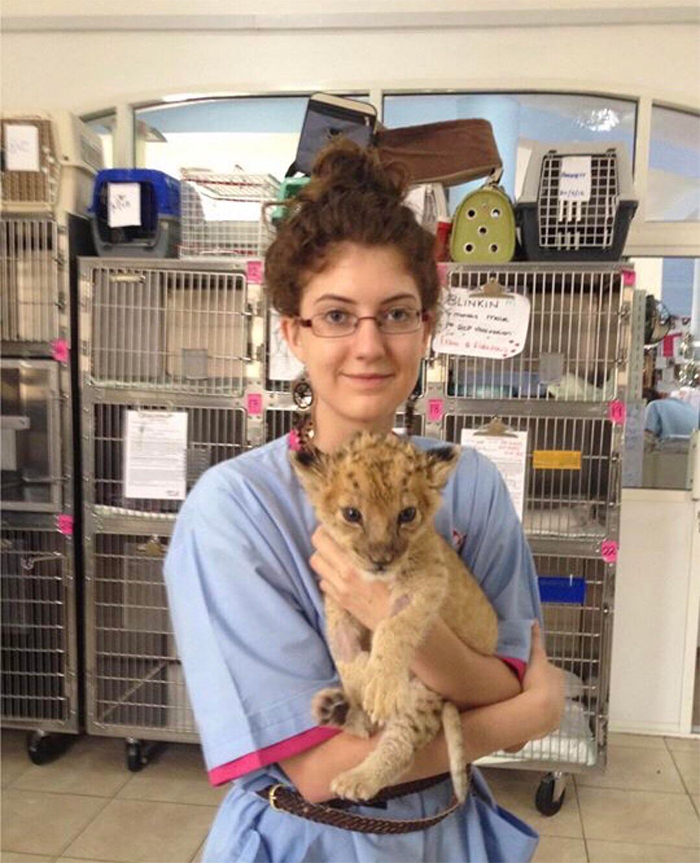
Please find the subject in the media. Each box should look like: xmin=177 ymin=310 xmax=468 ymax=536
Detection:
xmin=164 ymin=139 xmax=564 ymax=862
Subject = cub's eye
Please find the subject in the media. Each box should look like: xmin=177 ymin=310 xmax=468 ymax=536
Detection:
xmin=341 ymin=507 xmax=363 ymax=524
xmin=398 ymin=507 xmax=416 ymax=524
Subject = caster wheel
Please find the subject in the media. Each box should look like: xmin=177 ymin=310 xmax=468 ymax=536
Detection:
xmin=535 ymin=773 xmax=566 ymax=816
xmin=126 ymin=740 xmax=147 ymax=772
xmin=26 ymin=731 xmax=73 ymax=765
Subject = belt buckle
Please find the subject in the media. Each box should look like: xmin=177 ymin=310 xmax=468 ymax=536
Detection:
xmin=268 ymin=783 xmax=284 ymax=811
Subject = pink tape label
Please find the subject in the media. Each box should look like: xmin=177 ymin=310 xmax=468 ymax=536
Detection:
xmin=246 ymin=261 xmax=264 ymax=284
xmin=622 ymin=269 xmax=636 ymax=287
xmin=57 ymin=515 xmax=74 ymax=536
xmin=608 ymin=400 xmax=627 ymax=425
xmin=601 ymin=540 xmax=618 ymax=563
xmin=246 ymin=393 xmax=263 ymax=415
xmin=427 ymin=398 xmax=444 ymax=423
xmin=52 ymin=339 xmax=69 ymax=363
xmin=437 ymin=262 xmax=450 ymax=287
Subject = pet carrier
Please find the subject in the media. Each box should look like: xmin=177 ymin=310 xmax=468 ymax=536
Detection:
xmin=1 ymin=112 xmax=103 ymax=215
xmin=516 ymin=143 xmax=637 ymax=261
xmin=90 ymin=169 xmax=180 ymax=258
xmin=179 ymin=169 xmax=279 ymax=259
xmin=450 ymin=181 xmax=516 ymax=264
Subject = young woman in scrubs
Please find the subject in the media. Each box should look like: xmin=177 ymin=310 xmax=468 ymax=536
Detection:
xmin=164 ymin=139 xmax=565 ymax=863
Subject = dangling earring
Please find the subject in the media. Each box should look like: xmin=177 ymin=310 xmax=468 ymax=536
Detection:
xmin=403 ymin=390 xmax=418 ymax=437
xmin=291 ymin=371 xmax=315 ymax=451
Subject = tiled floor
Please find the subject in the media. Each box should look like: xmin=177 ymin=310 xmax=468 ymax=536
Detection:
xmin=1 ymin=730 xmax=698 ymax=862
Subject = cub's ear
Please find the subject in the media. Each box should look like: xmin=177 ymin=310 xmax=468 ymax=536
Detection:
xmin=425 ymin=445 xmax=460 ymax=490
xmin=289 ymin=447 xmax=328 ymax=496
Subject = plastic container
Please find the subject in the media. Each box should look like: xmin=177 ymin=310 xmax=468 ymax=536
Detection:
xmin=516 ymin=142 xmax=637 ymax=262
xmin=90 ymin=169 xmax=180 ymax=258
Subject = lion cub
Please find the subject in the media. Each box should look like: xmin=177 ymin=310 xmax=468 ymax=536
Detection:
xmin=291 ymin=431 xmax=498 ymax=803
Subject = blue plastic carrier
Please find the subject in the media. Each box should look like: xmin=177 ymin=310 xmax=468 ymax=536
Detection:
xmin=90 ymin=169 xmax=181 ymax=258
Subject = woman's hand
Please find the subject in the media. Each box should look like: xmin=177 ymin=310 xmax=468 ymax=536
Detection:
xmin=309 ymin=527 xmax=393 ymax=631
xmin=522 ymin=620 xmax=566 ymax=738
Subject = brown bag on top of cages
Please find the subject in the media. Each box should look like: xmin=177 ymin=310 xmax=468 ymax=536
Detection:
xmin=374 ymin=119 xmax=503 ymax=187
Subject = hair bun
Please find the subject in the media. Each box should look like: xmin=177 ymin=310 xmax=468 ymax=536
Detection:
xmin=307 ymin=138 xmax=408 ymax=204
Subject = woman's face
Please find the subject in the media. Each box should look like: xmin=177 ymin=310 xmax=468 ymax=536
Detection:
xmin=281 ymin=242 xmax=432 ymax=446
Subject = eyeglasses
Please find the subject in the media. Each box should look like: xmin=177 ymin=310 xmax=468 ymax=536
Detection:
xmin=298 ymin=307 xmax=429 ymax=338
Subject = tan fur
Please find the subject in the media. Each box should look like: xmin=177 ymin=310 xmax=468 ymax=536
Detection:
xmin=291 ymin=432 xmax=498 ymax=802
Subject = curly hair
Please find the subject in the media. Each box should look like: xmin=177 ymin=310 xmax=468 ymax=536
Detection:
xmin=264 ymin=138 xmax=439 ymax=317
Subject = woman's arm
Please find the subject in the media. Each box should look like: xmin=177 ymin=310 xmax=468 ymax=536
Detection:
xmin=411 ymin=615 xmax=521 ymax=709
xmin=281 ymin=622 xmax=564 ymax=803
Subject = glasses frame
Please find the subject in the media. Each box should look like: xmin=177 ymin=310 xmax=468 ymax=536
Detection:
xmin=297 ymin=309 xmax=430 ymax=338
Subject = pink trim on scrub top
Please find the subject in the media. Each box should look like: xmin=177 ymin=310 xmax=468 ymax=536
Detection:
xmin=497 ymin=656 xmax=526 ymax=685
xmin=208 ymin=725 xmax=340 ymax=786
xmin=209 ymin=657 xmax=525 ymax=786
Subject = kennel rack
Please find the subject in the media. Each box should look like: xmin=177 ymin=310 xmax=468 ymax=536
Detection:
xmin=78 ymin=256 xmax=632 ymax=808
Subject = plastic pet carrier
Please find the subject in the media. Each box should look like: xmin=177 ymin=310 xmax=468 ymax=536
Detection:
xmin=90 ymin=169 xmax=180 ymax=258
xmin=1 ymin=111 xmax=103 ymax=215
xmin=516 ymin=143 xmax=637 ymax=262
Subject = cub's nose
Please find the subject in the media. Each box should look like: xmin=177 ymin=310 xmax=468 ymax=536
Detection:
xmin=370 ymin=556 xmax=394 ymax=572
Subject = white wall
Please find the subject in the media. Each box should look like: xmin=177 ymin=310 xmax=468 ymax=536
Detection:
xmin=2 ymin=22 xmax=699 ymax=115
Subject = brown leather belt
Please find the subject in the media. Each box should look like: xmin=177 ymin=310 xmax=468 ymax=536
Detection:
xmin=256 ymin=769 xmax=470 ymax=834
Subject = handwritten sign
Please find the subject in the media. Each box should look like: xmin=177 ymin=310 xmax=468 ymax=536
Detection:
xmin=246 ymin=393 xmax=263 ymax=415
xmin=124 ymin=410 xmax=187 ymax=500
xmin=608 ymin=400 xmax=627 ymax=426
xmin=559 ymin=156 xmax=592 ymax=202
xmin=601 ymin=540 xmax=618 ymax=564
xmin=6 ymin=124 xmax=40 ymax=171
xmin=427 ymin=398 xmax=444 ymax=423
xmin=461 ymin=429 xmax=528 ymax=520
xmin=57 ymin=515 xmax=74 ymax=536
xmin=247 ymin=260 xmax=264 ymax=284
xmin=108 ymin=182 xmax=141 ymax=228
xmin=432 ymin=289 xmax=531 ymax=359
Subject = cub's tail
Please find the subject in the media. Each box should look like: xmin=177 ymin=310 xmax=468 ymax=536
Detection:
xmin=441 ymin=701 xmax=468 ymax=802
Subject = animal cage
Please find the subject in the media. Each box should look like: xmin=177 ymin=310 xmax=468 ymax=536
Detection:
xmin=445 ymin=410 xmax=621 ymax=540
xmin=516 ymin=143 xmax=637 ymax=261
xmin=85 ymin=396 xmax=247 ymax=515
xmin=1 ymin=360 xmax=64 ymax=512
xmin=442 ymin=264 xmax=632 ymax=402
xmin=85 ymin=526 xmax=197 ymax=748
xmin=1 ymin=217 xmax=63 ymax=345
xmin=80 ymin=259 xmax=251 ymax=395
xmin=476 ymin=550 xmax=613 ymax=814
xmin=1 ymin=112 xmax=103 ymax=215
xmin=263 ymin=408 xmax=425 ymax=443
xmin=179 ymin=170 xmax=279 ymax=259
xmin=1 ymin=515 xmax=79 ymax=734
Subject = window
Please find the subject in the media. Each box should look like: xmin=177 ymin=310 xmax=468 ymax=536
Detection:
xmin=647 ymin=106 xmax=700 ymax=222
xmin=82 ymin=113 xmax=116 ymax=169
xmin=134 ymin=95 xmax=370 ymax=179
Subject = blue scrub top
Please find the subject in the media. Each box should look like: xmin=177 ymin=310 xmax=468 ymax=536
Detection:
xmin=645 ymin=397 xmax=699 ymax=438
xmin=165 ymin=435 xmax=542 ymax=863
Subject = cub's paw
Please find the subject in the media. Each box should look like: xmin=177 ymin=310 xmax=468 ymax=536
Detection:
xmin=331 ymin=767 xmax=384 ymax=803
xmin=311 ymin=687 xmax=350 ymax=728
xmin=362 ymin=669 xmax=410 ymax=723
